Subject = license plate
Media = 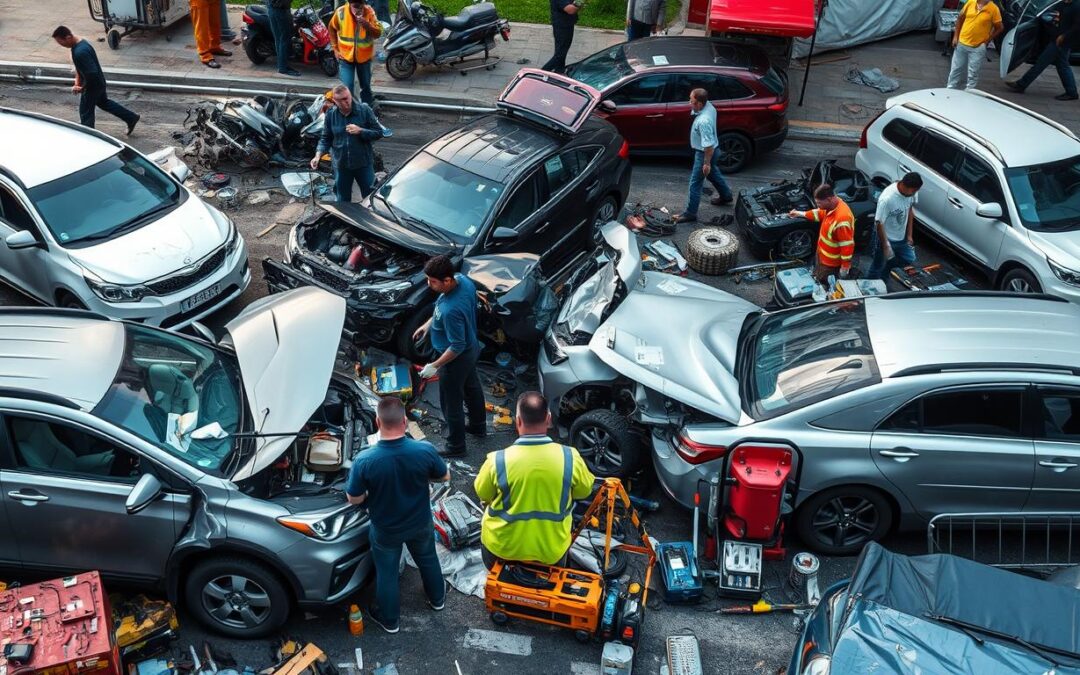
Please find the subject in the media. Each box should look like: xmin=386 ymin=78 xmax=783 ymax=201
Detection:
xmin=180 ymin=284 xmax=221 ymax=312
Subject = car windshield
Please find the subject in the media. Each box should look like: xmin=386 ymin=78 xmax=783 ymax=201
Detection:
xmin=27 ymin=148 xmax=180 ymax=247
xmin=377 ymin=152 xmax=504 ymax=242
xmin=1005 ymin=156 xmax=1080 ymax=232
xmin=745 ymin=301 xmax=879 ymax=419
xmin=93 ymin=324 xmax=245 ymax=474
xmin=565 ymin=46 xmax=633 ymax=90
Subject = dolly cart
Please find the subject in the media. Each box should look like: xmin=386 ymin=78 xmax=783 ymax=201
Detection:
xmin=88 ymin=0 xmax=190 ymax=50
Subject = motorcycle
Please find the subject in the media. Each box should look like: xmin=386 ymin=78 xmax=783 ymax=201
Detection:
xmin=383 ymin=0 xmax=511 ymax=80
xmin=185 ymin=94 xmax=326 ymax=169
xmin=241 ymin=2 xmax=339 ymax=77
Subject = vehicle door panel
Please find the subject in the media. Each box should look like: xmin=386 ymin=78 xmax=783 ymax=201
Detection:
xmin=1001 ymin=0 xmax=1062 ymax=76
xmin=869 ymin=387 xmax=1034 ymax=518
xmin=905 ymin=131 xmax=961 ymax=237
xmin=945 ymin=152 xmax=1010 ymax=267
xmin=602 ymin=74 xmax=673 ymax=150
xmin=0 ymin=471 xmax=17 ymax=568
xmin=1027 ymin=387 xmax=1080 ymax=509
xmin=0 ymin=184 xmax=54 ymax=303
xmin=662 ymin=73 xmax=731 ymax=152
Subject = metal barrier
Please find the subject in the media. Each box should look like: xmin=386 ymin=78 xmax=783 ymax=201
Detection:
xmin=927 ymin=512 xmax=1080 ymax=573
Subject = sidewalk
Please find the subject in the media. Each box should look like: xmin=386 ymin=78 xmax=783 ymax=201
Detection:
xmin=3 ymin=0 xmax=1080 ymax=142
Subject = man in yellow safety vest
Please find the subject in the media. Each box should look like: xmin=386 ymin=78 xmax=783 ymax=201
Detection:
xmin=328 ymin=0 xmax=382 ymax=106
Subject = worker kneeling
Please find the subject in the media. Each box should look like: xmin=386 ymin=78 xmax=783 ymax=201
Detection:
xmin=474 ymin=391 xmax=596 ymax=568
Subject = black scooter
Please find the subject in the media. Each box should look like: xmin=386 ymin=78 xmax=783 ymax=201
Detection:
xmin=241 ymin=2 xmax=339 ymax=77
xmin=383 ymin=0 xmax=510 ymax=80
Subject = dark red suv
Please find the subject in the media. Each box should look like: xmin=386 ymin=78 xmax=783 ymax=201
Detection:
xmin=565 ymin=36 xmax=788 ymax=172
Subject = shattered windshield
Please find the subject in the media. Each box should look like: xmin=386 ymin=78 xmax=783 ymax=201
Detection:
xmin=565 ymin=46 xmax=633 ymax=91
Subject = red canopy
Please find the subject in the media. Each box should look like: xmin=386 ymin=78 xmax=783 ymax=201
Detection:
xmin=707 ymin=0 xmax=817 ymax=38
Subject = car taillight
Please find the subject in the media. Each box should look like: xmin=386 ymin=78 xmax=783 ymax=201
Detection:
xmin=242 ymin=13 xmax=254 ymax=24
xmin=618 ymin=139 xmax=630 ymax=159
xmin=860 ymin=110 xmax=885 ymax=149
xmin=674 ymin=432 xmax=727 ymax=465
xmin=767 ymin=101 xmax=787 ymax=112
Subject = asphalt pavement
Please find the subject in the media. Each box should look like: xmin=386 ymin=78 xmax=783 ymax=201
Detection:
xmin=0 ymin=84 xmax=969 ymax=675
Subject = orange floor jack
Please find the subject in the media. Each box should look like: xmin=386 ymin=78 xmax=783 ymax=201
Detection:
xmin=484 ymin=478 xmax=657 ymax=644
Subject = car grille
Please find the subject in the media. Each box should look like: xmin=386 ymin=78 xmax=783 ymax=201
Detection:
xmin=147 ymin=246 xmax=228 ymax=296
xmin=308 ymin=263 xmax=351 ymax=293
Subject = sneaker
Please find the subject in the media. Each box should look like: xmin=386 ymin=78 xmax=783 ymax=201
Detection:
xmin=672 ymin=212 xmax=697 ymax=224
xmin=710 ymin=196 xmax=733 ymax=206
xmin=126 ymin=114 xmax=140 ymax=136
xmin=366 ymin=608 xmax=400 ymax=634
xmin=279 ymin=68 xmax=302 ymax=78
xmin=437 ymin=446 xmax=466 ymax=458
xmin=1003 ymin=80 xmax=1024 ymax=93
xmin=204 ymin=59 xmax=221 ymax=69
xmin=427 ymin=581 xmax=448 ymax=611
xmin=1056 ymin=93 xmax=1079 ymax=101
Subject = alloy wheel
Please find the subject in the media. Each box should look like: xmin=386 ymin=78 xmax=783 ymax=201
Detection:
xmin=576 ymin=425 xmax=622 ymax=474
xmin=779 ymin=229 xmax=814 ymax=260
xmin=718 ymin=137 xmax=749 ymax=171
xmin=811 ymin=496 xmax=880 ymax=550
xmin=1006 ymin=277 xmax=1035 ymax=293
xmin=202 ymin=574 xmax=273 ymax=630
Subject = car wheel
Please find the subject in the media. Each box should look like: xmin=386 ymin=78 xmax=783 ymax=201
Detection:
xmin=716 ymin=132 xmax=752 ymax=174
xmin=795 ymin=486 xmax=893 ymax=556
xmin=775 ymin=228 xmax=815 ymax=261
xmin=386 ymin=51 xmax=417 ymax=80
xmin=57 ymin=292 xmax=87 ymax=310
xmin=395 ymin=304 xmax=436 ymax=363
xmin=570 ymin=409 xmax=643 ymax=479
xmin=1000 ymin=267 xmax=1042 ymax=294
xmin=184 ymin=557 xmax=290 ymax=638
xmin=591 ymin=196 xmax=620 ymax=244
xmin=686 ymin=227 xmax=740 ymax=275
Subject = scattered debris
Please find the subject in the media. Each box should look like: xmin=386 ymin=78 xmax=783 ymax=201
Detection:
xmin=201 ymin=172 xmax=232 ymax=189
xmin=246 ymin=191 xmax=271 ymax=206
xmin=642 ymin=239 xmax=688 ymax=275
xmin=258 ymin=222 xmax=279 ymax=238
xmin=686 ymin=228 xmax=739 ymax=275
xmin=146 ymin=147 xmax=189 ymax=181
xmin=216 ymin=186 xmax=239 ymax=209
xmin=281 ymin=171 xmax=329 ymax=199
xmin=844 ymin=66 xmax=899 ymax=93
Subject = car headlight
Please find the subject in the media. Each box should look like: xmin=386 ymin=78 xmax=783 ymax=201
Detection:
xmin=277 ymin=504 xmax=365 ymax=541
xmin=81 ymin=268 xmax=150 ymax=303
xmin=224 ymin=218 xmax=242 ymax=256
xmin=1048 ymin=259 xmax=1080 ymax=287
xmin=802 ymin=655 xmax=831 ymax=675
xmin=284 ymin=225 xmax=300 ymax=265
xmin=355 ymin=280 xmax=411 ymax=304
xmin=544 ymin=327 xmax=568 ymax=365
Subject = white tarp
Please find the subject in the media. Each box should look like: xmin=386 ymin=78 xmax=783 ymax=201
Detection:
xmin=792 ymin=0 xmax=938 ymax=58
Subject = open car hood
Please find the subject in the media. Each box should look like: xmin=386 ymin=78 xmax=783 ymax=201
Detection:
xmin=497 ymin=68 xmax=602 ymax=135
xmin=223 ymin=287 xmax=346 ymax=481
xmin=322 ymin=202 xmax=446 ymax=255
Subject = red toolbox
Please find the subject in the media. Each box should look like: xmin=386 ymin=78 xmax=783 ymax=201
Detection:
xmin=0 ymin=571 xmax=121 ymax=675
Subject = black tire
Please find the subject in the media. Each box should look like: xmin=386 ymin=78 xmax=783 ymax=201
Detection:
xmin=794 ymin=486 xmax=894 ymax=556
xmin=999 ymin=267 xmax=1042 ymax=294
xmin=243 ymin=35 xmax=269 ymax=65
xmin=57 ymin=292 xmax=86 ymax=310
xmin=319 ymin=51 xmax=339 ymax=77
xmin=107 ymin=29 xmax=121 ymax=50
xmin=184 ymin=557 xmax=290 ymax=638
xmin=774 ymin=228 xmax=815 ymax=261
xmin=686 ymin=227 xmax=740 ymax=275
xmin=394 ymin=304 xmax=436 ymax=363
xmin=599 ymin=547 xmax=629 ymax=579
xmin=590 ymin=195 xmax=620 ymax=244
xmin=716 ymin=132 xmax=752 ymax=174
xmin=490 ymin=610 xmax=509 ymax=625
xmin=386 ymin=51 xmax=417 ymax=80
xmin=569 ymin=409 xmax=643 ymax=479
xmin=574 ymin=630 xmax=591 ymax=643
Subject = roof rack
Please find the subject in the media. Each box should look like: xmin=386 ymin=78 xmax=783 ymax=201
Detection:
xmin=0 ymin=106 xmax=124 ymax=150
xmin=901 ymin=101 xmax=1005 ymax=164
xmin=0 ymin=388 xmax=78 ymax=410
xmin=873 ymin=290 xmax=1069 ymax=303
xmin=969 ymin=89 xmax=1080 ymax=142
xmin=893 ymin=363 xmax=1080 ymax=378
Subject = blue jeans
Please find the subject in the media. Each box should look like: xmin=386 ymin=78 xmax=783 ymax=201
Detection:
xmin=339 ymin=59 xmax=374 ymax=106
xmin=369 ymin=523 xmax=446 ymax=626
xmin=1017 ymin=42 xmax=1076 ymax=96
xmin=866 ymin=228 xmax=916 ymax=280
xmin=684 ymin=149 xmax=733 ymax=217
xmin=333 ymin=163 xmax=375 ymax=203
xmin=265 ymin=2 xmax=293 ymax=73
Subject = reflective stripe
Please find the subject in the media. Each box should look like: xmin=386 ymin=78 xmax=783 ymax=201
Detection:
xmin=486 ymin=445 xmax=574 ymax=524
xmin=819 ymin=250 xmax=842 ymax=260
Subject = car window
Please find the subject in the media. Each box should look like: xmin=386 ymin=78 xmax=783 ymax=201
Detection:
xmin=759 ymin=67 xmax=786 ymax=96
xmin=913 ymin=132 xmax=962 ymax=179
xmin=670 ymin=73 xmax=726 ymax=102
xmin=608 ymin=74 xmax=670 ymax=105
xmin=1039 ymin=390 xmax=1080 ymax=442
xmin=495 ymin=173 xmax=540 ymax=232
xmin=1004 ymin=155 xmax=1080 ymax=232
xmin=880 ymin=399 xmax=920 ymax=431
xmin=0 ymin=187 xmax=35 ymax=232
xmin=7 ymin=416 xmax=142 ymax=483
xmin=954 ymin=152 xmax=1007 ymax=206
xmin=882 ymin=119 xmax=921 ymax=153
xmin=720 ymin=75 xmax=754 ymax=99
xmin=544 ymin=148 xmax=597 ymax=194
xmin=882 ymin=389 xmax=1025 ymax=438
xmin=564 ymin=148 xmax=600 ymax=175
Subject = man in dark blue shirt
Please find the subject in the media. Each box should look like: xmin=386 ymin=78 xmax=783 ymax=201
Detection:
xmin=1006 ymin=0 xmax=1080 ymax=100
xmin=310 ymin=84 xmax=382 ymax=203
xmin=541 ymin=0 xmax=580 ymax=73
xmin=413 ymin=255 xmax=486 ymax=457
xmin=52 ymin=26 xmax=139 ymax=133
xmin=346 ymin=396 xmax=449 ymax=633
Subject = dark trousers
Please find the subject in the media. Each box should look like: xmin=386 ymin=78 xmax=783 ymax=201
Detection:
xmin=369 ymin=523 xmax=445 ymax=626
xmin=542 ymin=21 xmax=575 ymax=73
xmin=78 ymin=83 xmax=138 ymax=129
xmin=333 ymin=162 xmax=375 ymax=203
xmin=372 ymin=0 xmax=391 ymax=25
xmin=266 ymin=2 xmax=293 ymax=73
xmin=627 ymin=19 xmax=652 ymax=40
xmin=1017 ymin=42 xmax=1077 ymax=96
xmin=438 ymin=344 xmax=485 ymax=454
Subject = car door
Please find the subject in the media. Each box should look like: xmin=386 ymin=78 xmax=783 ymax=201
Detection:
xmin=1027 ymin=387 xmax=1080 ymax=509
xmin=945 ymin=151 xmax=1011 ymax=268
xmin=870 ymin=386 xmax=1034 ymax=517
xmin=1001 ymin=0 xmax=1062 ymax=77
xmin=660 ymin=72 xmax=729 ymax=151
xmin=603 ymin=74 xmax=675 ymax=151
xmin=0 ymin=413 xmax=192 ymax=581
xmin=904 ymin=130 xmax=962 ymax=238
xmin=0 ymin=181 xmax=55 ymax=303
xmin=0 ymin=468 xmax=16 ymax=569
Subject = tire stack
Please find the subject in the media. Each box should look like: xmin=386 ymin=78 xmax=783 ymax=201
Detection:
xmin=686 ymin=227 xmax=740 ymax=275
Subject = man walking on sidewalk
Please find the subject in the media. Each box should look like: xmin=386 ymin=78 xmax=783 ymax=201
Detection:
xmin=346 ymin=396 xmax=449 ymax=634
xmin=673 ymin=88 xmax=733 ymax=224
xmin=626 ymin=0 xmax=665 ymax=41
xmin=946 ymin=0 xmax=1002 ymax=90
xmin=866 ymin=172 xmax=922 ymax=281
xmin=329 ymin=0 xmax=382 ymax=105
xmin=52 ymin=26 xmax=139 ymax=133
xmin=267 ymin=0 xmax=301 ymax=77
xmin=1006 ymin=0 xmax=1080 ymax=100
xmin=190 ymin=0 xmax=232 ymax=68
xmin=542 ymin=0 xmax=580 ymax=74
xmin=311 ymin=85 xmax=382 ymax=202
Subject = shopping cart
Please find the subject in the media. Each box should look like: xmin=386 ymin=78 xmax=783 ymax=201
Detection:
xmin=87 ymin=0 xmax=190 ymax=50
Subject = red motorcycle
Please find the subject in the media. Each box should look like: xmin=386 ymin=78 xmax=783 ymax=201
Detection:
xmin=241 ymin=2 xmax=339 ymax=77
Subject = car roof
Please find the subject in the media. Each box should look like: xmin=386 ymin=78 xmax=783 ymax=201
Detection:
xmin=0 ymin=311 xmax=124 ymax=410
xmin=885 ymin=88 xmax=1080 ymax=167
xmin=426 ymin=114 xmax=562 ymax=183
xmin=865 ymin=293 xmax=1080 ymax=378
xmin=621 ymin=37 xmax=766 ymax=72
xmin=0 ymin=108 xmax=122 ymax=188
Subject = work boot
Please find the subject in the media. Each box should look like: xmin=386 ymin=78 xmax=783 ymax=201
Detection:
xmin=211 ymin=48 xmax=233 ymax=57
xmin=437 ymin=446 xmax=466 ymax=458
xmin=710 ymin=196 xmax=733 ymax=206
xmin=1056 ymin=92 xmax=1079 ymax=101
xmin=126 ymin=114 xmax=140 ymax=136
xmin=1004 ymin=80 xmax=1025 ymax=93
xmin=466 ymin=424 xmax=487 ymax=438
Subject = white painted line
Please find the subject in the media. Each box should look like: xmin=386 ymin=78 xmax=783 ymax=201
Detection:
xmin=570 ymin=662 xmax=600 ymax=675
xmin=462 ymin=628 xmax=534 ymax=656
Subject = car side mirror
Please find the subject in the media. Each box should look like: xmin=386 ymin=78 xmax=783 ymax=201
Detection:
xmin=169 ymin=165 xmax=191 ymax=183
xmin=126 ymin=473 xmax=164 ymax=515
xmin=184 ymin=321 xmax=217 ymax=344
xmin=976 ymin=202 xmax=1004 ymax=219
xmin=599 ymin=100 xmax=617 ymax=114
xmin=5 ymin=230 xmax=39 ymax=250
xmin=491 ymin=226 xmax=519 ymax=243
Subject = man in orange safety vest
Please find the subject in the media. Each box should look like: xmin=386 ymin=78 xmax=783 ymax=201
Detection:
xmin=788 ymin=183 xmax=855 ymax=283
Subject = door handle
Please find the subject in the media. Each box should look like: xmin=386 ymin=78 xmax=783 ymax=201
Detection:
xmin=947 ymin=196 xmax=964 ymax=208
xmin=898 ymin=164 xmax=911 ymax=174
xmin=1039 ymin=459 xmax=1079 ymax=472
xmin=7 ymin=490 xmax=49 ymax=503
xmin=536 ymin=221 xmax=552 ymax=234
xmin=585 ymin=179 xmax=600 ymax=192
xmin=879 ymin=447 xmax=920 ymax=461
xmin=644 ymin=113 xmax=664 ymax=118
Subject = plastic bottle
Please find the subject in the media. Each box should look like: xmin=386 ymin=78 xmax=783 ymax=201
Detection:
xmin=348 ymin=604 xmax=364 ymax=636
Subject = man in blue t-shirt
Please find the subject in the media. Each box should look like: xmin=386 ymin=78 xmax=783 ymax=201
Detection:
xmin=413 ymin=255 xmax=486 ymax=457
xmin=346 ymin=396 xmax=449 ymax=633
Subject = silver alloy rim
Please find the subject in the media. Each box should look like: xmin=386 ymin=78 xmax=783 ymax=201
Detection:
xmin=202 ymin=575 xmax=272 ymax=629
xmin=576 ymin=426 xmax=621 ymax=473
xmin=1007 ymin=277 xmax=1034 ymax=293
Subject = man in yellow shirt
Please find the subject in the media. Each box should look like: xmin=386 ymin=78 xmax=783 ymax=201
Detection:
xmin=947 ymin=0 xmax=1003 ymax=90
xmin=474 ymin=391 xmax=595 ymax=569
xmin=328 ymin=0 xmax=382 ymax=106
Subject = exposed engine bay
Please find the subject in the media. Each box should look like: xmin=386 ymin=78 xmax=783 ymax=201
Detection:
xmin=298 ymin=219 xmax=426 ymax=282
xmin=737 ymin=160 xmax=873 ymax=228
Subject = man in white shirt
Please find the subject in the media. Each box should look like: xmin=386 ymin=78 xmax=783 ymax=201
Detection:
xmin=867 ymin=172 xmax=922 ymax=280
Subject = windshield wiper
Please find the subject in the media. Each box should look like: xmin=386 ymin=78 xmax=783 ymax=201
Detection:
xmin=402 ymin=214 xmax=456 ymax=251
xmin=927 ymin=613 xmax=1075 ymax=669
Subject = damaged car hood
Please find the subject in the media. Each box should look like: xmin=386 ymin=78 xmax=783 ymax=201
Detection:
xmin=588 ymin=272 xmax=757 ymax=423
xmin=323 ymin=202 xmax=447 ymax=255
xmin=223 ymin=287 xmax=346 ymax=481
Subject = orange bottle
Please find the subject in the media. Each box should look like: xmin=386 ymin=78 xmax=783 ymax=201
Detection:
xmin=348 ymin=604 xmax=364 ymax=636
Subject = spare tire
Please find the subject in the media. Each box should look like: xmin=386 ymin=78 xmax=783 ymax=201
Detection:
xmin=686 ymin=227 xmax=739 ymax=275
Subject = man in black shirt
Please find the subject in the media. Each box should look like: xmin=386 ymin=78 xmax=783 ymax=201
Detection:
xmin=310 ymin=84 xmax=382 ymax=203
xmin=52 ymin=26 xmax=140 ymax=133
xmin=541 ymin=0 xmax=580 ymax=74
xmin=1005 ymin=0 xmax=1080 ymax=100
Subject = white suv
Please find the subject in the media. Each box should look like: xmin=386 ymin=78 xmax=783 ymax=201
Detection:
xmin=856 ymin=88 xmax=1080 ymax=299
xmin=0 ymin=108 xmax=250 ymax=327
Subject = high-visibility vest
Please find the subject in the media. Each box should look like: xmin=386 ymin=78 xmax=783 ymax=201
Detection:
xmin=806 ymin=199 xmax=856 ymax=270
xmin=330 ymin=4 xmax=380 ymax=63
xmin=474 ymin=436 xmax=595 ymax=565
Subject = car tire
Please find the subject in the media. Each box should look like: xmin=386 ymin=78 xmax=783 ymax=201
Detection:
xmin=395 ymin=304 xmax=436 ymax=363
xmin=795 ymin=486 xmax=894 ymax=556
xmin=591 ymin=195 xmax=620 ymax=244
xmin=57 ymin=292 xmax=87 ymax=310
xmin=999 ymin=267 xmax=1042 ymax=294
xmin=774 ymin=228 xmax=816 ymax=261
xmin=716 ymin=132 xmax=752 ymax=174
xmin=569 ymin=409 xmax=643 ymax=479
xmin=243 ymin=35 xmax=269 ymax=65
xmin=386 ymin=51 xmax=417 ymax=80
xmin=184 ymin=557 xmax=290 ymax=638
xmin=686 ymin=227 xmax=740 ymax=275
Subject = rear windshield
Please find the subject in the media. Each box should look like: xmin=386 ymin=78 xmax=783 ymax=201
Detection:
xmin=502 ymin=75 xmax=593 ymax=129
xmin=760 ymin=67 xmax=786 ymax=96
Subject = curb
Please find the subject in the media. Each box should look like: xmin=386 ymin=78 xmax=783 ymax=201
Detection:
xmin=787 ymin=120 xmax=861 ymax=144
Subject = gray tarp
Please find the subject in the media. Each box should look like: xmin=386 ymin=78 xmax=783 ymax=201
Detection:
xmin=792 ymin=0 xmax=938 ymax=58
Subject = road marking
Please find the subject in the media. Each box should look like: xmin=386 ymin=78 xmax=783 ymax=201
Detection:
xmin=462 ymin=628 xmax=533 ymax=656
xmin=570 ymin=662 xmax=600 ymax=675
